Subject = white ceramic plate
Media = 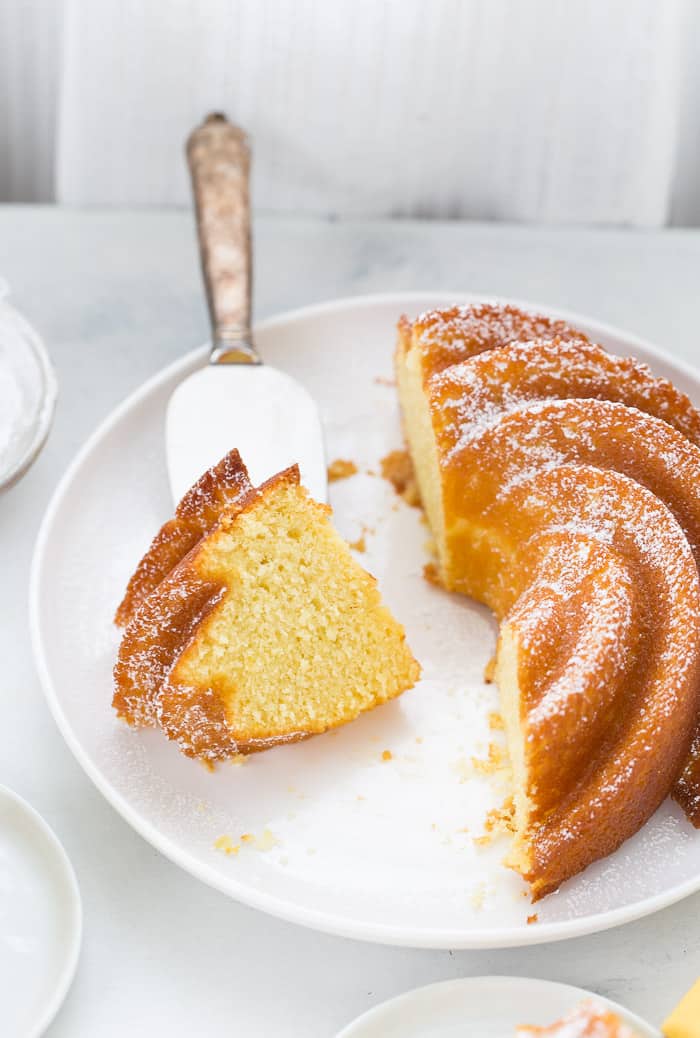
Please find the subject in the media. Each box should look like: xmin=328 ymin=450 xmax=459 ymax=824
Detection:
xmin=31 ymin=293 xmax=700 ymax=949
xmin=336 ymin=976 xmax=659 ymax=1037
xmin=0 ymin=785 xmax=81 ymax=1037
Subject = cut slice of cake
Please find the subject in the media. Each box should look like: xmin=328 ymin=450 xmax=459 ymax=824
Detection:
xmin=113 ymin=452 xmax=420 ymax=761
xmin=516 ymin=1000 xmax=640 ymax=1037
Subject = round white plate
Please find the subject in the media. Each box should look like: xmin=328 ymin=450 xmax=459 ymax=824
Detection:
xmin=30 ymin=292 xmax=700 ymax=948
xmin=336 ymin=976 xmax=659 ymax=1037
xmin=0 ymin=785 xmax=81 ymax=1037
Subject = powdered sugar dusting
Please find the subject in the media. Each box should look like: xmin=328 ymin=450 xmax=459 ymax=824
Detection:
xmin=408 ymin=303 xmax=700 ymax=894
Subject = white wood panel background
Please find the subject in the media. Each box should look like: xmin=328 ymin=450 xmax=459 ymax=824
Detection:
xmin=2 ymin=0 xmax=700 ymax=225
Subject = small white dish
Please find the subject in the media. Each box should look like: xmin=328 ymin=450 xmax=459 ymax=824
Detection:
xmin=336 ymin=976 xmax=659 ymax=1037
xmin=0 ymin=281 xmax=57 ymax=490
xmin=0 ymin=784 xmax=81 ymax=1037
xmin=30 ymin=292 xmax=700 ymax=948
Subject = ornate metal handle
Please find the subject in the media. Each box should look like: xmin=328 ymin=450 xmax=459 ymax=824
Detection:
xmin=186 ymin=113 xmax=260 ymax=364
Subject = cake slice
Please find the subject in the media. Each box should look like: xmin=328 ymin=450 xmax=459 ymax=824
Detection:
xmin=113 ymin=452 xmax=420 ymax=760
xmin=516 ymin=1000 xmax=640 ymax=1037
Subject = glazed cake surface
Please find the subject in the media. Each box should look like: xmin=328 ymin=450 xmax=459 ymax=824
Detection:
xmin=397 ymin=303 xmax=700 ymax=898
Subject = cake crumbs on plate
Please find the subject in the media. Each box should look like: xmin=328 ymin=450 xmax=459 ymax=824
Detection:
xmin=239 ymin=828 xmax=280 ymax=852
xmin=380 ymin=448 xmax=421 ymax=506
xmin=348 ymin=522 xmax=373 ymax=554
xmin=423 ymin=561 xmax=442 ymax=587
xmin=327 ymin=458 xmax=358 ymax=482
xmin=381 ymin=749 xmax=393 ymax=761
xmin=214 ymin=835 xmax=240 ymax=856
xmin=484 ymin=657 xmax=497 ymax=684
xmin=470 ymin=882 xmax=488 ymax=909
xmin=472 ymin=742 xmax=508 ymax=774
xmin=451 ymin=756 xmax=472 ymax=783
xmin=374 ymin=374 xmax=396 ymax=387
xmin=473 ymin=796 xmax=515 ymax=847
xmin=485 ymin=796 xmax=515 ymax=834
xmin=527 ymin=913 xmax=539 ymax=925
xmin=488 ymin=710 xmax=504 ymax=730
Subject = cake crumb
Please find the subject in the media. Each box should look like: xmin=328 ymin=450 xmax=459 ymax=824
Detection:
xmin=470 ymin=883 xmax=487 ymax=909
xmin=527 ymin=913 xmax=538 ymax=925
xmin=473 ymin=796 xmax=515 ymax=847
xmin=254 ymin=828 xmax=280 ymax=851
xmin=488 ymin=710 xmax=504 ymax=730
xmin=374 ymin=374 xmax=396 ymax=387
xmin=228 ymin=754 xmax=246 ymax=767
xmin=381 ymin=749 xmax=393 ymax=761
xmin=239 ymin=828 xmax=280 ymax=851
xmin=472 ymin=742 xmax=507 ymax=774
xmin=484 ymin=656 xmax=497 ymax=684
xmin=423 ymin=561 xmax=442 ymax=587
xmin=415 ymin=736 xmax=423 ymax=744
xmin=327 ymin=458 xmax=358 ymax=482
xmin=348 ymin=522 xmax=373 ymax=554
xmin=214 ymin=835 xmax=240 ymax=856
xmin=451 ymin=756 xmax=472 ymax=783
xmin=484 ymin=796 xmax=515 ymax=835
xmin=380 ymin=449 xmax=421 ymax=506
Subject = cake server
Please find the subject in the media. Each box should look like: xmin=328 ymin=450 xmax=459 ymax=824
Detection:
xmin=166 ymin=113 xmax=326 ymax=503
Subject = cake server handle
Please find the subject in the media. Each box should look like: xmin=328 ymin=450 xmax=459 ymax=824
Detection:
xmin=186 ymin=112 xmax=260 ymax=365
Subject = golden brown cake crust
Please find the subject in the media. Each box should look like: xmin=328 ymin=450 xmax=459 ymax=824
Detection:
xmin=397 ymin=302 xmax=588 ymax=380
xmin=114 ymin=449 xmax=252 ymax=627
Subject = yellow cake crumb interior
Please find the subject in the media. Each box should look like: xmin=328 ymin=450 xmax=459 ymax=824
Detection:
xmin=396 ymin=342 xmax=446 ymax=557
xmin=175 ymin=480 xmax=418 ymax=741
xmin=495 ymin=623 xmax=533 ymax=875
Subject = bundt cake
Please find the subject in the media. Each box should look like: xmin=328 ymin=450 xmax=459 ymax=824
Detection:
xmin=397 ymin=302 xmax=700 ymax=899
xmin=114 ymin=450 xmax=420 ymax=760
xmin=516 ymin=1000 xmax=639 ymax=1037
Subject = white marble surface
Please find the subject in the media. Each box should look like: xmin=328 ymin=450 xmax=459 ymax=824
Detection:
xmin=1 ymin=207 xmax=700 ymax=1036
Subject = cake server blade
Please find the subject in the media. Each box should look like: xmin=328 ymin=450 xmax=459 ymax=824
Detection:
xmin=166 ymin=114 xmax=326 ymax=503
